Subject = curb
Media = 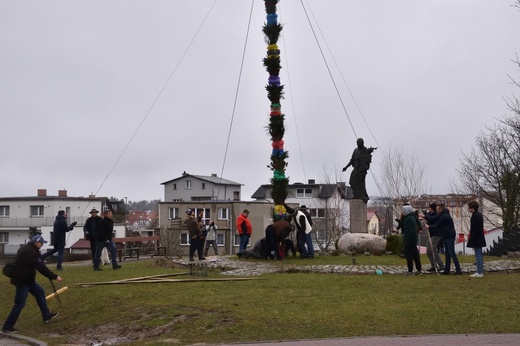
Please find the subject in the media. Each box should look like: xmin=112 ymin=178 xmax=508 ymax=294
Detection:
xmin=0 ymin=332 xmax=47 ymax=346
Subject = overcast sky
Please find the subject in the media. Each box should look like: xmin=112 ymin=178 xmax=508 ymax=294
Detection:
xmin=1 ymin=0 xmax=519 ymax=202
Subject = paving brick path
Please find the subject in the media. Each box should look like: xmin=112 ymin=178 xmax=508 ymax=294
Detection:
xmin=174 ymin=256 xmax=520 ymax=277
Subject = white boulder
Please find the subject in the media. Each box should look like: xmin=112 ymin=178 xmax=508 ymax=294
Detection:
xmin=337 ymin=233 xmax=386 ymax=255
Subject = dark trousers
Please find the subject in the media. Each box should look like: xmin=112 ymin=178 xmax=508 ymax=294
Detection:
xmin=89 ymin=238 xmax=97 ymax=261
xmin=204 ymin=240 xmax=218 ymax=256
xmin=93 ymin=240 xmax=118 ymax=269
xmin=189 ymin=237 xmax=203 ymax=259
xmin=265 ymin=226 xmax=281 ymax=259
xmin=3 ymin=282 xmax=52 ymax=329
xmin=443 ymin=237 xmax=461 ymax=273
xmin=41 ymin=236 xmax=65 ymax=269
xmin=404 ymin=244 xmax=422 ymax=272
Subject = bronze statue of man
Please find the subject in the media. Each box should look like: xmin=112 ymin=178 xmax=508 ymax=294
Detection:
xmin=342 ymin=138 xmax=377 ymax=203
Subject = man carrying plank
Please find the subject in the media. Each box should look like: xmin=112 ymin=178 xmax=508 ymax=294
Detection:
xmin=2 ymin=235 xmax=62 ymax=334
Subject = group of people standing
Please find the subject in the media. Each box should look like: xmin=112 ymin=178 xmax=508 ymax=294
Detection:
xmin=400 ymin=200 xmax=486 ymax=277
xmin=36 ymin=208 xmax=121 ymax=272
xmin=82 ymin=208 xmax=122 ymax=271
xmin=184 ymin=208 xmax=221 ymax=261
xmin=235 ymin=205 xmax=314 ymax=260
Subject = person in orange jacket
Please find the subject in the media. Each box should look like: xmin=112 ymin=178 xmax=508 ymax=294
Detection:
xmin=236 ymin=209 xmax=252 ymax=252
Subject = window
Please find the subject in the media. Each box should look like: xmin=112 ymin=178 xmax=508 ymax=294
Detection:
xmin=218 ymin=208 xmax=229 ymax=220
xmin=201 ymin=183 xmax=206 ymax=190
xmin=173 ymin=183 xmax=177 ymax=190
xmin=0 ymin=206 xmax=9 ymax=217
xmin=186 ymin=180 xmax=192 ymax=189
xmin=0 ymin=232 xmax=8 ymax=243
xmin=168 ymin=207 xmax=179 ymax=219
xmin=309 ymin=208 xmax=325 ymax=218
xmin=216 ymin=233 xmax=225 ymax=246
xmin=196 ymin=208 xmax=210 ymax=226
xmin=233 ymin=191 xmax=240 ymax=200
xmin=180 ymin=233 xmax=190 ymax=245
xmin=30 ymin=205 xmax=44 ymax=217
xmin=296 ymin=188 xmax=313 ymax=198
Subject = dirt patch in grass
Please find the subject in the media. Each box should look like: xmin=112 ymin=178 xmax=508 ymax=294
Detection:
xmin=45 ymin=317 xmax=188 ymax=345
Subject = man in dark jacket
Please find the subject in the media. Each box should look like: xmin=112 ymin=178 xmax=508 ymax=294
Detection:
xmin=426 ymin=203 xmax=461 ymax=275
xmin=185 ymin=208 xmax=205 ymax=261
xmin=467 ymin=200 xmax=486 ymax=277
xmin=83 ymin=208 xmax=101 ymax=262
xmin=42 ymin=210 xmax=77 ymax=270
xmin=265 ymin=220 xmax=293 ymax=260
xmin=93 ymin=210 xmax=121 ymax=271
xmin=423 ymin=203 xmax=445 ymax=272
xmin=2 ymin=235 xmax=62 ymax=333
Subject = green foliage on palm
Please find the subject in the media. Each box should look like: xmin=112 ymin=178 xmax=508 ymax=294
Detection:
xmin=262 ymin=23 xmax=283 ymax=44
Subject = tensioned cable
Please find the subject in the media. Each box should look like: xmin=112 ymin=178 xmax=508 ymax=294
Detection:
xmin=300 ymin=0 xmax=384 ymax=196
xmin=278 ymin=3 xmax=308 ymax=182
xmin=216 ymin=0 xmax=255 ymax=198
xmin=298 ymin=0 xmax=357 ymax=139
xmin=303 ymin=0 xmax=381 ymax=152
xmin=93 ymin=0 xmax=218 ymax=199
xmin=65 ymin=0 xmax=219 ymax=244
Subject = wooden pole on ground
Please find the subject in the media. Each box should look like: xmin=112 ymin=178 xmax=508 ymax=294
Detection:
xmin=76 ymin=277 xmax=261 ymax=288
xmin=45 ymin=286 xmax=68 ymax=301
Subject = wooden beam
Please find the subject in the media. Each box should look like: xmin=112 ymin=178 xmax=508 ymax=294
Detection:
xmin=77 ymin=277 xmax=261 ymax=288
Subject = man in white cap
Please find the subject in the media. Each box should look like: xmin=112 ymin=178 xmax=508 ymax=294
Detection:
xmin=2 ymin=235 xmax=62 ymax=333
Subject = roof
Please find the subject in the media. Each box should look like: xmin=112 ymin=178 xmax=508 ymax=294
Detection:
xmin=161 ymin=173 xmax=242 ymax=186
xmin=367 ymin=210 xmax=379 ymax=221
xmin=0 ymin=196 xmax=107 ymax=202
xmin=251 ymin=183 xmax=352 ymax=199
xmin=70 ymin=239 xmax=91 ymax=249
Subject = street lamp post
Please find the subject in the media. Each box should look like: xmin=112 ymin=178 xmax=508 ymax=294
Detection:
xmin=123 ymin=197 xmax=128 ymax=234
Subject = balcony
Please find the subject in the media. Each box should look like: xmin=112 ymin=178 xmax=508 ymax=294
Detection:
xmin=0 ymin=216 xmax=87 ymax=228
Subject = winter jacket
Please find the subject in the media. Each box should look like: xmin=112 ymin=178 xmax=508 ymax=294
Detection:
xmin=53 ymin=214 xmax=74 ymax=247
xmin=271 ymin=220 xmax=293 ymax=240
xmin=10 ymin=242 xmax=58 ymax=286
xmin=423 ymin=211 xmax=441 ymax=237
xmin=236 ymin=214 xmax=252 ymax=235
xmin=205 ymin=223 xmax=218 ymax=241
xmin=293 ymin=211 xmax=312 ymax=235
xmin=185 ymin=216 xmax=201 ymax=238
xmin=83 ymin=215 xmax=101 ymax=240
xmin=402 ymin=213 xmax=418 ymax=247
xmin=428 ymin=208 xmax=456 ymax=239
xmin=467 ymin=211 xmax=486 ymax=248
xmin=97 ymin=217 xmax=114 ymax=242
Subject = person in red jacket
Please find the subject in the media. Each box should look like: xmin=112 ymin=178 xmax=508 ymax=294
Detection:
xmin=2 ymin=235 xmax=62 ymax=334
xmin=236 ymin=209 xmax=252 ymax=252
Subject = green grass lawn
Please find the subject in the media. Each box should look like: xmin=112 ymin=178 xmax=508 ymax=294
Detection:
xmin=1 ymin=255 xmax=520 ymax=345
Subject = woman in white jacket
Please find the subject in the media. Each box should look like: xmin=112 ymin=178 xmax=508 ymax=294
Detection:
xmin=204 ymin=220 xmax=218 ymax=256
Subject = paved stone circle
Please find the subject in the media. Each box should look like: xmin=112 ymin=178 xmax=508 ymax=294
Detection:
xmin=171 ymin=256 xmax=520 ymax=277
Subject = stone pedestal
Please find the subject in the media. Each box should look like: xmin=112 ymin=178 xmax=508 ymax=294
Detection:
xmin=350 ymin=199 xmax=367 ymax=233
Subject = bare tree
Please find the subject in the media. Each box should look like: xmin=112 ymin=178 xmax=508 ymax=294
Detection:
xmin=457 ymin=56 xmax=520 ymax=232
xmin=312 ymin=164 xmax=349 ymax=252
xmin=159 ymin=219 xmax=183 ymax=258
xmin=377 ymin=144 xmax=427 ymax=222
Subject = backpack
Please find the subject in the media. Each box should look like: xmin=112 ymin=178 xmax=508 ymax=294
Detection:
xmin=2 ymin=262 xmax=15 ymax=278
